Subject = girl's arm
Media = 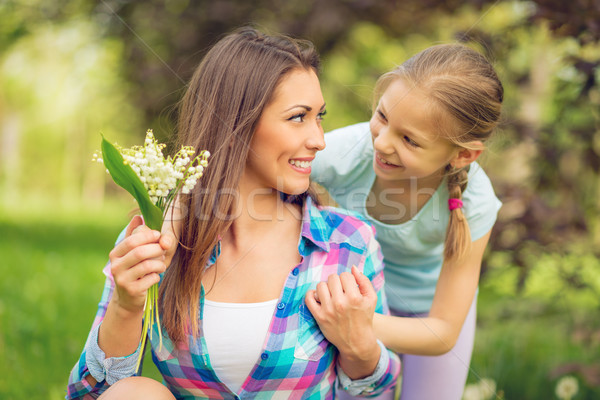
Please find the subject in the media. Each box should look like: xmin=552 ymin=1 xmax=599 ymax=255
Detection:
xmin=306 ymin=267 xmax=382 ymax=379
xmin=305 ymin=220 xmax=401 ymax=396
xmin=374 ymin=230 xmax=492 ymax=355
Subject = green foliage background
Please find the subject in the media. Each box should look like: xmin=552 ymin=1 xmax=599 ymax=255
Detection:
xmin=1 ymin=1 xmax=599 ymax=399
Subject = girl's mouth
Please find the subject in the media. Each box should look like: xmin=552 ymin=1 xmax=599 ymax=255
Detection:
xmin=375 ymin=153 xmax=400 ymax=169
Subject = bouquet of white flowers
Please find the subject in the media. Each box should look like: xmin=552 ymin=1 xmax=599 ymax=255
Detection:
xmin=94 ymin=129 xmax=209 ymax=371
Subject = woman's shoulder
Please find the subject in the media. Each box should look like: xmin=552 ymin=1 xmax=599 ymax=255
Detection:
xmin=308 ymin=200 xmax=377 ymax=248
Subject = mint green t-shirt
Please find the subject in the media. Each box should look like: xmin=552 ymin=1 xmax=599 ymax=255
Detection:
xmin=311 ymin=122 xmax=502 ymax=313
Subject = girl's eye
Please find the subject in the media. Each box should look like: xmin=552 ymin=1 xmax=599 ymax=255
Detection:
xmin=317 ymin=110 xmax=327 ymax=120
xmin=289 ymin=113 xmax=306 ymax=122
xmin=377 ymin=109 xmax=387 ymax=122
xmin=404 ymin=135 xmax=419 ymax=148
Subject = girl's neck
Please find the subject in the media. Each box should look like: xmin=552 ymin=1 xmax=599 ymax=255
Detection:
xmin=368 ymin=173 xmax=444 ymax=225
xmin=375 ymin=171 xmax=444 ymax=193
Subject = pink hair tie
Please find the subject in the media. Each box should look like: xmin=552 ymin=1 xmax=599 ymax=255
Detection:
xmin=448 ymin=198 xmax=463 ymax=211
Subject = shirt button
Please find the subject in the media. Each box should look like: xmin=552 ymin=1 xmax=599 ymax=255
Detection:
xmin=292 ymin=267 xmax=299 ymax=276
xmin=277 ymin=302 xmax=285 ymax=310
xmin=261 ymin=352 xmax=269 ymax=360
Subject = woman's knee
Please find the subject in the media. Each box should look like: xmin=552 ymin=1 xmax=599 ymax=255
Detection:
xmin=98 ymin=377 xmax=175 ymax=400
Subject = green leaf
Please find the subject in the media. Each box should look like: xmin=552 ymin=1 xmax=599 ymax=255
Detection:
xmin=101 ymin=136 xmax=164 ymax=231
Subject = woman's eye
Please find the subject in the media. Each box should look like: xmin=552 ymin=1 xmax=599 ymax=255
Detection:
xmin=404 ymin=135 xmax=419 ymax=148
xmin=317 ymin=110 xmax=327 ymax=120
xmin=289 ymin=113 xmax=306 ymax=122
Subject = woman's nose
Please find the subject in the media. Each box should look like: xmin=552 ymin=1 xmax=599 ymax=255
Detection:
xmin=307 ymin=123 xmax=326 ymax=151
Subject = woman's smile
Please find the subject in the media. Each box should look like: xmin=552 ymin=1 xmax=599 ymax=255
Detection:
xmin=288 ymin=157 xmax=314 ymax=173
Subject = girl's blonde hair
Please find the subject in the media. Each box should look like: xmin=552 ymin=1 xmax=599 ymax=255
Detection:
xmin=374 ymin=44 xmax=503 ymax=263
xmin=161 ymin=27 xmax=320 ymax=344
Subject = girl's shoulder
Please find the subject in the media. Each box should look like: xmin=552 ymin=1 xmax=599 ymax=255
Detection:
xmin=462 ymin=162 xmax=502 ymax=240
xmin=322 ymin=122 xmax=372 ymax=158
xmin=464 ymin=162 xmax=499 ymax=200
xmin=312 ymin=122 xmax=374 ymax=187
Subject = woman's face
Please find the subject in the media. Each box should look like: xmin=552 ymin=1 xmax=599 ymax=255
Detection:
xmin=369 ymin=78 xmax=460 ymax=187
xmin=244 ymin=68 xmax=326 ymax=195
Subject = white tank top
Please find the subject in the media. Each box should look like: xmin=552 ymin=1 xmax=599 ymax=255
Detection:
xmin=202 ymin=298 xmax=278 ymax=393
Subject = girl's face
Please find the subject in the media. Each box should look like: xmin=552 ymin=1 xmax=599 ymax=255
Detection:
xmin=369 ymin=78 xmax=461 ymax=187
xmin=244 ymin=68 xmax=326 ymax=195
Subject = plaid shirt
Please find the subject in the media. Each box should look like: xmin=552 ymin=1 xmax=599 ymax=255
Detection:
xmin=66 ymin=197 xmax=400 ymax=399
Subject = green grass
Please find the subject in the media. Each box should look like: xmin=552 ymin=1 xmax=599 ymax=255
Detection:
xmin=0 ymin=202 xmax=598 ymax=399
xmin=468 ymin=290 xmax=600 ymax=399
xmin=0 ymin=200 xmax=162 ymax=400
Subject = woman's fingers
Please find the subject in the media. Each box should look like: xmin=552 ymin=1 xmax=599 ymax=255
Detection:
xmin=125 ymin=215 xmax=145 ymax=237
xmin=120 ymin=257 xmax=167 ymax=284
xmin=111 ymin=241 xmax=164 ymax=275
xmin=128 ymin=271 xmax=162 ymax=294
xmin=160 ymin=232 xmax=177 ymax=267
xmin=110 ymin=229 xmax=161 ymax=259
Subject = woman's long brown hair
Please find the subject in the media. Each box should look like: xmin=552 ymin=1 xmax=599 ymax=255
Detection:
xmin=159 ymin=27 xmax=320 ymax=344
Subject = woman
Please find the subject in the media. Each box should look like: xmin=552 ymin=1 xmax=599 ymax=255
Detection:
xmin=66 ymin=27 xmax=399 ymax=399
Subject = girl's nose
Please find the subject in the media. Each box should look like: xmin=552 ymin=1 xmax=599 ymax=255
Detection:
xmin=373 ymin=126 xmax=394 ymax=154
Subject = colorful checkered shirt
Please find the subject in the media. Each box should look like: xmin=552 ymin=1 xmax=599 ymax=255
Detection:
xmin=66 ymin=197 xmax=400 ymax=399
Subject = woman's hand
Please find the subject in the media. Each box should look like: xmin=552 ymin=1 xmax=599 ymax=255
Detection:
xmin=305 ymin=266 xmax=381 ymax=379
xmin=108 ymin=216 xmax=170 ymax=314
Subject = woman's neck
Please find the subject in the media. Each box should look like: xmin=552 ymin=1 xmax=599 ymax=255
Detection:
xmin=228 ymin=185 xmax=302 ymax=245
xmin=203 ymin=188 xmax=304 ymax=303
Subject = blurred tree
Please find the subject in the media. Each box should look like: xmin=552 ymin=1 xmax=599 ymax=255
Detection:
xmin=1 ymin=0 xmax=599 ymax=296
xmin=0 ymin=1 xmax=143 ymax=208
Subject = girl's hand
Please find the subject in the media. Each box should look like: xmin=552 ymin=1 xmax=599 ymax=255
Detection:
xmin=108 ymin=216 xmax=168 ymax=314
xmin=305 ymin=266 xmax=381 ymax=379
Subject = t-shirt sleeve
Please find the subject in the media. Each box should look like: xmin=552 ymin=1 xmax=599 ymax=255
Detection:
xmin=463 ymin=163 xmax=502 ymax=241
xmin=311 ymin=122 xmax=373 ymax=191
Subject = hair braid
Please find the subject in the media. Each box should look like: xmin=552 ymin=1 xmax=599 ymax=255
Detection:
xmin=445 ymin=165 xmax=471 ymax=262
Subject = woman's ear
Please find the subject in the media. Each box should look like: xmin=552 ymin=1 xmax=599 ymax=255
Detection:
xmin=450 ymin=141 xmax=484 ymax=169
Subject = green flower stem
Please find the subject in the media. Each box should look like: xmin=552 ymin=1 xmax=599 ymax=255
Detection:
xmin=99 ymin=134 xmax=208 ymax=376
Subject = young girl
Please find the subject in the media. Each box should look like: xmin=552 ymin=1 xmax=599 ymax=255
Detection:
xmin=306 ymin=44 xmax=503 ymax=399
xmin=66 ymin=28 xmax=400 ymax=399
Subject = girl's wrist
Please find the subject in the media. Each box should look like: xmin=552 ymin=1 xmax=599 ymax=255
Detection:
xmin=339 ymin=337 xmax=380 ymax=363
xmin=338 ymin=339 xmax=381 ymax=379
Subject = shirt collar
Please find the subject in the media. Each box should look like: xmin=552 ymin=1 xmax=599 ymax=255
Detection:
xmin=207 ymin=196 xmax=331 ymax=265
xmin=298 ymin=196 xmax=331 ymax=255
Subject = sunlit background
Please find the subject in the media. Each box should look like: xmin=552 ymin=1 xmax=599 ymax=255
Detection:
xmin=1 ymin=1 xmax=599 ymax=399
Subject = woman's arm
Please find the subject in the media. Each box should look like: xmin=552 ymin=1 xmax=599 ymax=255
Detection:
xmin=67 ymin=216 xmax=175 ymax=397
xmin=374 ymin=230 xmax=492 ymax=355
